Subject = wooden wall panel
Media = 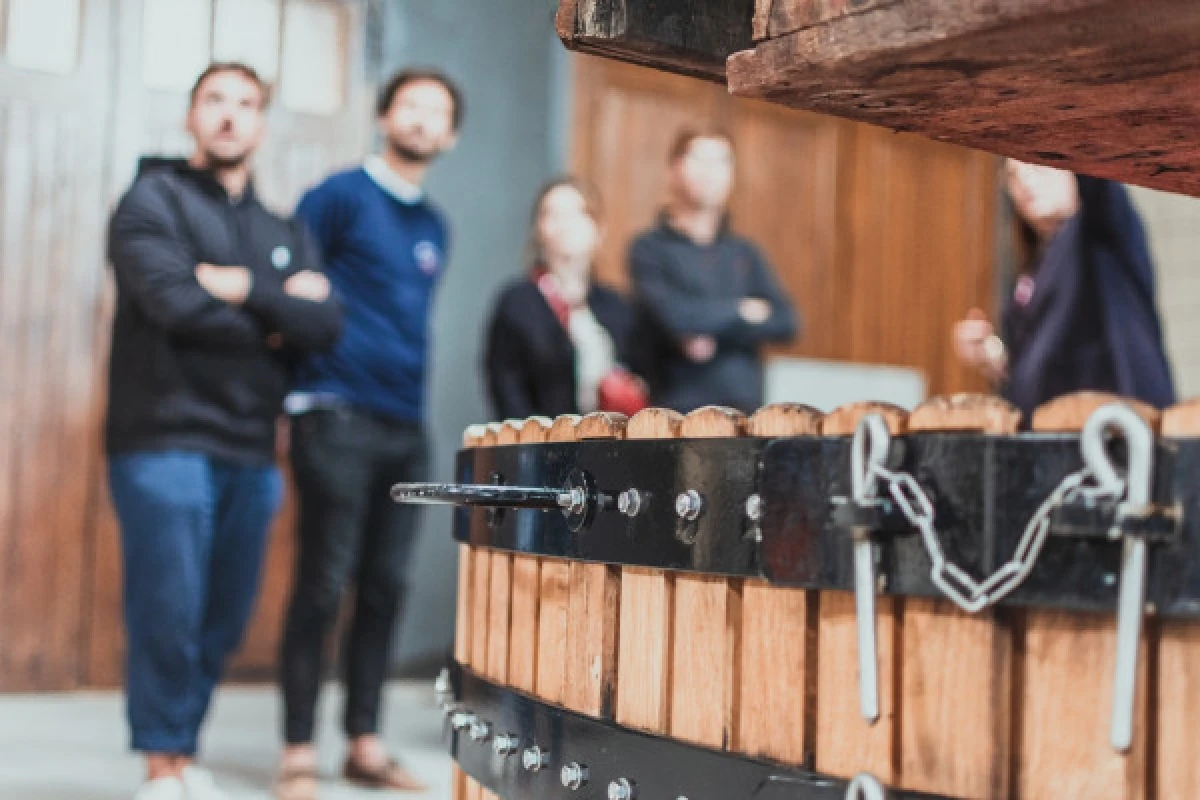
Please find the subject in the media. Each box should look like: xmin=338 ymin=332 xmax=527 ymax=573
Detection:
xmin=570 ymin=54 xmax=996 ymax=397
xmin=0 ymin=0 xmax=373 ymax=691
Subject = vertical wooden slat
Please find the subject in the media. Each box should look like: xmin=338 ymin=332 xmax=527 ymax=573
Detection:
xmin=565 ymin=412 xmax=624 ymax=717
xmin=1157 ymin=400 xmax=1200 ymax=798
xmin=455 ymin=543 xmax=473 ymax=665
xmin=733 ymin=404 xmax=824 ymax=765
xmin=485 ymin=552 xmax=512 ymax=683
xmin=898 ymin=395 xmax=1020 ymax=799
xmin=817 ymin=402 xmax=908 ymax=782
xmin=470 ymin=547 xmax=491 ymax=673
xmin=1015 ymin=392 xmax=1156 ymax=800
xmin=508 ymin=417 xmax=551 ymax=695
xmin=669 ymin=406 xmax=745 ymax=749
xmin=616 ymin=408 xmax=683 ymax=733
xmin=534 ymin=415 xmax=580 ymax=704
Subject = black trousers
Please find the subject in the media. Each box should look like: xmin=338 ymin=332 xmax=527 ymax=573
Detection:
xmin=280 ymin=408 xmax=427 ymax=744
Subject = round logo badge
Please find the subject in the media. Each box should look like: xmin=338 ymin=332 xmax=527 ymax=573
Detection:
xmin=272 ymin=245 xmax=292 ymax=270
xmin=414 ymin=241 xmax=441 ymax=276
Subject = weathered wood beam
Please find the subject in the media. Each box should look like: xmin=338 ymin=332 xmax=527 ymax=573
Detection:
xmin=557 ymin=0 xmax=756 ymax=82
xmin=728 ymin=0 xmax=1200 ymax=197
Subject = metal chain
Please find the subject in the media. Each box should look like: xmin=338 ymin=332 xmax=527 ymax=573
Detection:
xmin=870 ymin=464 xmax=1124 ymax=613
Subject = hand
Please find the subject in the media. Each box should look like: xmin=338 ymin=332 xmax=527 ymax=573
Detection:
xmin=738 ymin=297 xmax=772 ymax=325
xmin=953 ymin=308 xmax=1007 ymax=379
xmin=195 ymin=263 xmax=252 ymax=305
xmin=284 ymin=270 xmax=331 ymax=302
xmin=682 ymin=335 xmax=717 ymax=363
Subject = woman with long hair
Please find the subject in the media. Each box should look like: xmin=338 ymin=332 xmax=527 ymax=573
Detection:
xmin=484 ymin=178 xmax=646 ymax=419
xmin=954 ymin=160 xmax=1175 ymax=417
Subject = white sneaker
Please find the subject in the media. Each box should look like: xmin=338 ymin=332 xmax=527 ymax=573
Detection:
xmin=181 ymin=767 xmax=233 ymax=800
xmin=133 ymin=776 xmax=186 ymax=800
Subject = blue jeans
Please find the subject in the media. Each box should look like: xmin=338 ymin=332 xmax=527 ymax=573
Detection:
xmin=108 ymin=451 xmax=283 ymax=755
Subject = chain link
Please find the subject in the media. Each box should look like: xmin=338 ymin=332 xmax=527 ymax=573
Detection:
xmin=870 ymin=464 xmax=1123 ymax=613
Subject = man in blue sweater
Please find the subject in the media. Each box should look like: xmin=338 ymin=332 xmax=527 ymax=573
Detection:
xmin=276 ymin=68 xmax=462 ymax=797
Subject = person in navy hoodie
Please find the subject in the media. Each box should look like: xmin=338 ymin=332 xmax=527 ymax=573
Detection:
xmin=954 ymin=159 xmax=1175 ymax=420
xmin=275 ymin=68 xmax=462 ymax=798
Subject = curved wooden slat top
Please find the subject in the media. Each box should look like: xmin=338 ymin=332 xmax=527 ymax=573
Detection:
xmin=821 ymin=401 xmax=909 ymax=436
xmin=680 ymin=405 xmax=747 ymax=438
xmin=480 ymin=422 xmax=504 ymax=447
xmin=908 ymin=393 xmax=1021 ymax=435
xmin=548 ymin=414 xmax=582 ymax=443
xmin=516 ymin=416 xmax=553 ymax=443
xmin=577 ymin=411 xmax=629 ymax=440
xmin=747 ymin=402 xmax=823 ymax=436
xmin=1161 ymin=397 xmax=1200 ymax=438
xmin=462 ymin=423 xmax=488 ymax=448
xmin=1031 ymin=391 xmax=1160 ymax=433
xmin=627 ymin=407 xmax=685 ymax=440
xmin=496 ymin=419 xmax=524 ymax=445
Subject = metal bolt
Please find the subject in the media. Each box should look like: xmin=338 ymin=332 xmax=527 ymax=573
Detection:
xmin=608 ymin=778 xmax=637 ymax=800
xmin=469 ymin=720 xmax=491 ymax=742
xmin=617 ymin=489 xmax=644 ymax=517
xmin=522 ymin=746 xmax=549 ymax=772
xmin=675 ymin=489 xmax=704 ymax=521
xmin=450 ymin=712 xmax=475 ymax=732
xmin=434 ymin=667 xmax=452 ymax=695
xmin=745 ymin=493 xmax=763 ymax=521
xmin=561 ymin=762 xmax=589 ymax=790
xmin=493 ymin=733 xmax=520 ymax=756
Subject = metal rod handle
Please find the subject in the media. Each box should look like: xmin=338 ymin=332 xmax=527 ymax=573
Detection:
xmin=390 ymin=482 xmax=572 ymax=510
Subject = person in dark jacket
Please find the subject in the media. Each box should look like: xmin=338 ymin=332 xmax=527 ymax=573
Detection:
xmin=630 ymin=126 xmax=800 ymax=414
xmin=276 ymin=68 xmax=462 ymax=799
xmin=954 ymin=159 xmax=1175 ymax=418
xmin=105 ymin=63 xmax=341 ymax=800
xmin=485 ymin=178 xmax=645 ymax=420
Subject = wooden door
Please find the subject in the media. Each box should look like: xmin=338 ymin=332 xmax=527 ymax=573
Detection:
xmin=0 ymin=0 xmax=118 ymax=691
xmin=571 ymin=55 xmax=996 ymax=396
xmin=0 ymin=0 xmax=374 ymax=691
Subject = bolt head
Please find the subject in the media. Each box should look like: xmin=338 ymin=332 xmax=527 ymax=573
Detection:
xmin=608 ymin=778 xmax=637 ymax=800
xmin=618 ymin=489 xmax=642 ymax=517
xmin=468 ymin=720 xmax=491 ymax=742
xmin=522 ymin=746 xmax=549 ymax=772
xmin=745 ymin=494 xmax=763 ymax=521
xmin=450 ymin=712 xmax=475 ymax=731
xmin=561 ymin=762 xmax=589 ymax=790
xmin=493 ymin=733 xmax=519 ymax=756
xmin=675 ymin=490 xmax=703 ymax=521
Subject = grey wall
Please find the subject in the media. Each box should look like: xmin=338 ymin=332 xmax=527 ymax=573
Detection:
xmin=374 ymin=1 xmax=570 ymax=669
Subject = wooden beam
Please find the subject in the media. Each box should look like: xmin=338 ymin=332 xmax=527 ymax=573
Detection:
xmin=728 ymin=0 xmax=1200 ymax=197
xmin=557 ymin=0 xmax=756 ymax=82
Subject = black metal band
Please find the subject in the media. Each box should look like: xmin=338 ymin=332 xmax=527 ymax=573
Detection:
xmin=446 ymin=662 xmax=954 ymax=800
xmin=451 ymin=435 xmax=1200 ymax=618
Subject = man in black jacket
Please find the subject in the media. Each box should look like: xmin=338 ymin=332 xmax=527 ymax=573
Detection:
xmin=630 ymin=126 xmax=800 ymax=413
xmin=105 ymin=63 xmax=341 ymax=800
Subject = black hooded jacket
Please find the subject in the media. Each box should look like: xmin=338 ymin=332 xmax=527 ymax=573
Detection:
xmin=105 ymin=158 xmax=343 ymax=464
xmin=1002 ymin=176 xmax=1175 ymax=418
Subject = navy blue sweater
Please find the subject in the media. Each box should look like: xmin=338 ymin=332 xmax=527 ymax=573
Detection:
xmin=293 ymin=166 xmax=449 ymax=422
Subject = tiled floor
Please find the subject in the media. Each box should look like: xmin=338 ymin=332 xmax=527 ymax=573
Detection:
xmin=0 ymin=682 xmax=452 ymax=800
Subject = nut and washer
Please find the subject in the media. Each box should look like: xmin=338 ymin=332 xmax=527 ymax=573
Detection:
xmin=617 ymin=489 xmax=644 ymax=517
xmin=608 ymin=778 xmax=637 ymax=800
xmin=468 ymin=720 xmax=492 ymax=742
xmin=493 ymin=733 xmax=520 ymax=757
xmin=450 ymin=712 xmax=475 ymax=731
xmin=675 ymin=489 xmax=704 ymax=521
xmin=561 ymin=762 xmax=589 ymax=790
xmin=522 ymin=746 xmax=550 ymax=772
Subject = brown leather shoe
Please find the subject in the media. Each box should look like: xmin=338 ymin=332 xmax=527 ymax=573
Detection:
xmin=342 ymin=758 xmax=428 ymax=792
xmin=274 ymin=767 xmax=319 ymax=800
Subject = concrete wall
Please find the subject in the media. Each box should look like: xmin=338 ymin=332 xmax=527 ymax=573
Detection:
xmin=1128 ymin=187 xmax=1200 ymax=399
xmin=375 ymin=1 xmax=569 ymax=669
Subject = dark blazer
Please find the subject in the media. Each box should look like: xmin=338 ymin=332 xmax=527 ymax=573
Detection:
xmin=484 ymin=278 xmax=635 ymax=419
xmin=1002 ymin=176 xmax=1175 ymax=418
